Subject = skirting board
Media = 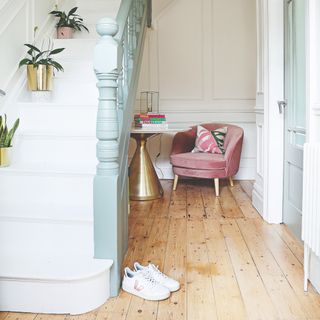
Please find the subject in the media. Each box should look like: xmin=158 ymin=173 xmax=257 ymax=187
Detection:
xmin=310 ymin=252 xmax=320 ymax=294
xmin=252 ymin=188 xmax=263 ymax=216
xmin=252 ymin=178 xmax=264 ymax=216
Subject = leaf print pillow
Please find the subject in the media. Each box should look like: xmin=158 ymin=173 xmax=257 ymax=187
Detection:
xmin=192 ymin=126 xmax=227 ymax=154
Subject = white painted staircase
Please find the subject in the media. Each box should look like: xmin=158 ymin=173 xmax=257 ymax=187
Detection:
xmin=0 ymin=0 xmax=120 ymax=314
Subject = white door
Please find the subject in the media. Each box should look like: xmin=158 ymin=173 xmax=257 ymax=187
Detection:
xmin=283 ymin=0 xmax=306 ymax=239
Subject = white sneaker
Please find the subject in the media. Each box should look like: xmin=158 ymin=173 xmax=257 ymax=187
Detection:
xmin=134 ymin=262 xmax=180 ymax=292
xmin=122 ymin=267 xmax=170 ymax=301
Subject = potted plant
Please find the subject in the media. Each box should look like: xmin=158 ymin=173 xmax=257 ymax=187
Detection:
xmin=18 ymin=40 xmax=65 ymax=91
xmin=0 ymin=114 xmax=20 ymax=167
xmin=49 ymin=7 xmax=89 ymax=39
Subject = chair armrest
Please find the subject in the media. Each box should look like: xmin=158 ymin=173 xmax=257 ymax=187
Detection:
xmin=171 ymin=129 xmax=196 ymax=155
xmin=224 ymin=133 xmax=244 ymax=176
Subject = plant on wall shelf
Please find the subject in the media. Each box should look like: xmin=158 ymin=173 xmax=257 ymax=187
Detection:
xmin=0 ymin=114 xmax=20 ymax=167
xmin=49 ymin=7 xmax=89 ymax=39
xmin=18 ymin=40 xmax=65 ymax=91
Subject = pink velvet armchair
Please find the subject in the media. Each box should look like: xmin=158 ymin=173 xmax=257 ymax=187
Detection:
xmin=170 ymin=123 xmax=244 ymax=197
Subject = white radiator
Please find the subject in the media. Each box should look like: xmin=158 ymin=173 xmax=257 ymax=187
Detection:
xmin=302 ymin=143 xmax=320 ymax=291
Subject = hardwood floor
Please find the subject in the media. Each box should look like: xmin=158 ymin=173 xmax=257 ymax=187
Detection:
xmin=2 ymin=179 xmax=320 ymax=320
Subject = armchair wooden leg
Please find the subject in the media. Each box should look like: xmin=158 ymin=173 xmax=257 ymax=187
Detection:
xmin=214 ymin=178 xmax=220 ymax=197
xmin=173 ymin=174 xmax=179 ymax=191
xmin=229 ymin=176 xmax=234 ymax=187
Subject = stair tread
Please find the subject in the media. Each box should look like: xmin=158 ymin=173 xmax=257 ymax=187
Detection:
xmin=0 ymin=254 xmax=112 ymax=281
xmin=18 ymin=101 xmax=97 ymax=108
xmin=0 ymin=162 xmax=95 ymax=175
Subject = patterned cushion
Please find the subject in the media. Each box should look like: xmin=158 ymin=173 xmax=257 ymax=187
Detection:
xmin=192 ymin=125 xmax=227 ymax=154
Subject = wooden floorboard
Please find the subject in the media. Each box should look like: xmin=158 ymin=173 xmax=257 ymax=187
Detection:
xmin=4 ymin=179 xmax=320 ymax=320
xmin=237 ymin=218 xmax=307 ymax=319
xmin=0 ymin=314 xmax=8 ymax=320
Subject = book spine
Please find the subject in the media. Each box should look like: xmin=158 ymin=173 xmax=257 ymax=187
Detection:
xmin=140 ymin=123 xmax=169 ymax=128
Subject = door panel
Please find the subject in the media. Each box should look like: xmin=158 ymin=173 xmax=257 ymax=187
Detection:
xmin=283 ymin=0 xmax=306 ymax=239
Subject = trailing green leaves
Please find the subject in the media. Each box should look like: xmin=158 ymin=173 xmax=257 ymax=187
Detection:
xmin=18 ymin=40 xmax=65 ymax=72
xmin=49 ymin=7 xmax=89 ymax=32
xmin=211 ymin=127 xmax=227 ymax=154
xmin=0 ymin=114 xmax=20 ymax=148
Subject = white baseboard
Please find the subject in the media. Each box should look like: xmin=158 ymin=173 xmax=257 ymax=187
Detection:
xmin=310 ymin=253 xmax=320 ymax=294
xmin=252 ymin=181 xmax=264 ymax=216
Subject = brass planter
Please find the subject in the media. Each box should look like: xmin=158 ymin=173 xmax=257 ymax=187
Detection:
xmin=0 ymin=147 xmax=12 ymax=167
xmin=27 ymin=65 xmax=54 ymax=91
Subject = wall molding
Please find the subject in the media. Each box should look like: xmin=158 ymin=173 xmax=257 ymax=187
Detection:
xmin=0 ymin=0 xmax=26 ymax=35
xmin=254 ymin=107 xmax=264 ymax=114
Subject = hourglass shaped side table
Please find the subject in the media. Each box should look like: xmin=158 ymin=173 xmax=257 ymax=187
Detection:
xmin=129 ymin=126 xmax=188 ymax=201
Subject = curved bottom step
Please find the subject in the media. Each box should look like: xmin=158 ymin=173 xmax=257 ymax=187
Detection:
xmin=0 ymin=254 xmax=113 ymax=314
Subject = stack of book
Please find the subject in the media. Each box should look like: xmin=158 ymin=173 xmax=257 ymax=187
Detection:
xmin=134 ymin=113 xmax=168 ymax=129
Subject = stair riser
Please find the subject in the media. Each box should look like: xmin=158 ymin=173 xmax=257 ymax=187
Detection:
xmin=54 ymin=40 xmax=96 ymax=61
xmin=14 ymin=137 xmax=96 ymax=168
xmin=19 ymin=79 xmax=98 ymax=105
xmin=0 ymin=221 xmax=93 ymax=257
xmin=54 ymin=61 xmax=96 ymax=80
xmin=0 ymin=174 xmax=93 ymax=221
xmin=20 ymin=106 xmax=97 ymax=136
xmin=50 ymin=80 xmax=98 ymax=105
xmin=72 ymin=25 xmax=100 ymax=39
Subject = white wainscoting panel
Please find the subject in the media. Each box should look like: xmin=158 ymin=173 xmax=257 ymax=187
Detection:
xmin=135 ymin=0 xmax=257 ymax=180
xmin=212 ymin=0 xmax=256 ymax=99
xmin=252 ymin=110 xmax=264 ymax=215
xmin=157 ymin=0 xmax=203 ymax=100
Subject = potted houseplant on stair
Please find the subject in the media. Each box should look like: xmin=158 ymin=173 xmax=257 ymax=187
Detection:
xmin=49 ymin=7 xmax=89 ymax=39
xmin=0 ymin=114 xmax=20 ymax=167
xmin=19 ymin=40 xmax=65 ymax=91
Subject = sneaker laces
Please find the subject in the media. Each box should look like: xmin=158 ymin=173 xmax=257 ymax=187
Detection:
xmin=150 ymin=264 xmax=168 ymax=279
xmin=138 ymin=269 xmax=158 ymax=288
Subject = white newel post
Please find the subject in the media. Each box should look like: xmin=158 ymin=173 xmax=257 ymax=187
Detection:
xmin=93 ymin=18 xmax=121 ymax=296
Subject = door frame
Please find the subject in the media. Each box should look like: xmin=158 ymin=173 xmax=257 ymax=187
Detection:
xmin=259 ymin=0 xmax=285 ymax=224
xmin=259 ymin=0 xmax=317 ymax=224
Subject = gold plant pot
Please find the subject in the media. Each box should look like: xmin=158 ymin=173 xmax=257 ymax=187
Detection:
xmin=27 ymin=65 xmax=54 ymax=91
xmin=0 ymin=147 xmax=12 ymax=167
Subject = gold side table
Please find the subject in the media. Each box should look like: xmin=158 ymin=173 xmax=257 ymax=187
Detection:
xmin=129 ymin=132 xmax=163 ymax=201
xmin=129 ymin=126 xmax=189 ymax=201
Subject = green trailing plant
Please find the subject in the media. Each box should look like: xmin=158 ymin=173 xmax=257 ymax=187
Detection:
xmin=0 ymin=115 xmax=20 ymax=148
xmin=18 ymin=39 xmax=65 ymax=72
xmin=49 ymin=7 xmax=89 ymax=32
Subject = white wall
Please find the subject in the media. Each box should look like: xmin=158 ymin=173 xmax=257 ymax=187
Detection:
xmin=0 ymin=0 xmax=58 ymax=110
xmin=130 ymin=0 xmax=257 ymax=180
